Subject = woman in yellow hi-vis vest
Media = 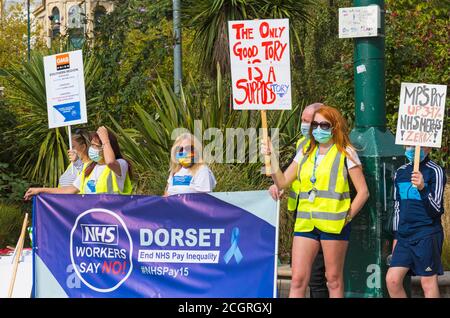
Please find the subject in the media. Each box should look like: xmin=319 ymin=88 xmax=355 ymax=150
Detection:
xmin=262 ymin=105 xmax=369 ymax=298
xmin=24 ymin=126 xmax=132 ymax=199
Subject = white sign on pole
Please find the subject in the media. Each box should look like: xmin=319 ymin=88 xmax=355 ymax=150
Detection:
xmin=44 ymin=50 xmax=87 ymax=129
xmin=338 ymin=5 xmax=380 ymax=39
xmin=395 ymin=83 xmax=447 ymax=148
xmin=228 ymin=19 xmax=291 ymax=110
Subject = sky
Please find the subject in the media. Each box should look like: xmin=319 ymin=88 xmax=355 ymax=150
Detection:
xmin=3 ymin=0 xmax=40 ymax=13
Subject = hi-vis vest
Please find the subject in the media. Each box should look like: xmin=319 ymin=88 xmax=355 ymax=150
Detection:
xmin=294 ymin=144 xmax=350 ymax=234
xmin=79 ymin=165 xmax=132 ymax=195
xmin=287 ymin=137 xmax=310 ymax=211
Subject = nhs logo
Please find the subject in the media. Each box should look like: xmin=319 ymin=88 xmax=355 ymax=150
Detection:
xmin=81 ymin=224 xmax=119 ymax=245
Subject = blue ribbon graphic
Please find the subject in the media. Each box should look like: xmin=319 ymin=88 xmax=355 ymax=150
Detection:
xmin=223 ymin=227 xmax=243 ymax=264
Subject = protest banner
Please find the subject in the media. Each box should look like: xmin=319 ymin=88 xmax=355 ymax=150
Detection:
xmin=228 ymin=19 xmax=291 ymax=175
xmin=395 ymin=82 xmax=447 ymax=171
xmin=44 ymin=50 xmax=87 ymax=152
xmin=33 ymin=191 xmax=279 ymax=298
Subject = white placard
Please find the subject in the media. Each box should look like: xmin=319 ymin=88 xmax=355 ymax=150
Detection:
xmin=0 ymin=251 xmax=32 ymax=298
xmin=395 ymin=83 xmax=447 ymax=148
xmin=339 ymin=5 xmax=380 ymax=38
xmin=44 ymin=50 xmax=87 ymax=128
xmin=228 ymin=19 xmax=291 ymax=110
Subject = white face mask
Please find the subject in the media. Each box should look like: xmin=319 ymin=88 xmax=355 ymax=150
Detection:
xmin=88 ymin=147 xmax=102 ymax=162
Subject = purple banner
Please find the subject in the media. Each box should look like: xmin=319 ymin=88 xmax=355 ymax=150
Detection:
xmin=33 ymin=191 xmax=278 ymax=297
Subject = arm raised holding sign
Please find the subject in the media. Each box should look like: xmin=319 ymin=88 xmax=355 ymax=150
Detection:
xmin=97 ymin=126 xmax=123 ymax=177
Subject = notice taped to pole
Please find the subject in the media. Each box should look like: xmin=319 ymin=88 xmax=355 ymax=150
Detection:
xmin=228 ymin=19 xmax=291 ymax=110
xmin=395 ymin=82 xmax=447 ymax=148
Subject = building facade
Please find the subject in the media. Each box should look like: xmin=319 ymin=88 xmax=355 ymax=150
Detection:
xmin=33 ymin=0 xmax=114 ymax=47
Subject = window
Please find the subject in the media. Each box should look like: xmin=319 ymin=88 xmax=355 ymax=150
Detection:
xmin=68 ymin=5 xmax=84 ymax=29
xmin=51 ymin=7 xmax=60 ymax=23
xmin=50 ymin=7 xmax=60 ymax=38
xmin=94 ymin=5 xmax=107 ymax=29
xmin=67 ymin=5 xmax=86 ymax=49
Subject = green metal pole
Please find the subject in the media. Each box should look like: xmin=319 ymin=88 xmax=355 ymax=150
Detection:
xmin=354 ymin=1 xmax=385 ymax=128
xmin=173 ymin=0 xmax=182 ymax=95
xmin=345 ymin=0 xmax=407 ymax=298
xmin=27 ymin=0 xmax=30 ymax=61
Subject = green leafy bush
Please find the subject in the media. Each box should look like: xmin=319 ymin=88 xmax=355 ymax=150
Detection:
xmin=0 ymin=163 xmax=30 ymax=202
xmin=0 ymin=202 xmax=25 ymax=248
xmin=385 ymin=0 xmax=449 ymax=168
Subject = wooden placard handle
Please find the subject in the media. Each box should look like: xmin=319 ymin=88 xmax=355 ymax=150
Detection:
xmin=412 ymin=145 xmax=421 ymax=188
xmin=261 ymin=110 xmax=271 ymax=176
xmin=8 ymin=213 xmax=29 ymax=298
xmin=413 ymin=145 xmax=421 ymax=172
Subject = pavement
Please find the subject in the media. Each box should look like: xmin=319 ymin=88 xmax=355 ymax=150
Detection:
xmin=277 ymin=264 xmax=450 ymax=298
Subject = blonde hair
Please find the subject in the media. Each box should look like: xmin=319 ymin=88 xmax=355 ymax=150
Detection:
xmin=305 ymin=105 xmax=358 ymax=164
xmin=169 ymin=133 xmax=205 ymax=176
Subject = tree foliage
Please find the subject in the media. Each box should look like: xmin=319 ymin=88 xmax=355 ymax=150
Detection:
xmin=89 ymin=0 xmax=176 ymax=126
xmin=0 ymin=3 xmax=28 ymax=70
xmin=385 ymin=0 xmax=449 ymax=166
xmin=182 ymin=0 xmax=314 ymax=77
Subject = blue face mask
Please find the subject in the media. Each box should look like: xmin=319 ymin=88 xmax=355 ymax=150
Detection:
xmin=312 ymin=127 xmax=333 ymax=144
xmin=405 ymin=147 xmax=426 ymax=163
xmin=88 ymin=147 xmax=102 ymax=163
xmin=175 ymin=152 xmax=188 ymax=160
xmin=300 ymin=122 xmax=310 ymax=137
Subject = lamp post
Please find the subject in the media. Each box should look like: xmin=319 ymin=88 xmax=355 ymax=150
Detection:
xmin=27 ymin=0 xmax=30 ymax=61
xmin=173 ymin=0 xmax=182 ymax=95
xmin=344 ymin=0 xmax=406 ymax=298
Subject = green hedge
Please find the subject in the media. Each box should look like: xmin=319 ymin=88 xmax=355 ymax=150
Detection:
xmin=0 ymin=201 xmax=27 ymax=248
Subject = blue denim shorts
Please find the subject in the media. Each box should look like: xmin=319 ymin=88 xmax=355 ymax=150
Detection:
xmin=294 ymin=222 xmax=352 ymax=241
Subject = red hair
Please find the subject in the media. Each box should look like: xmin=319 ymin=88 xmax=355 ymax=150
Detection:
xmin=305 ymin=105 xmax=357 ymax=164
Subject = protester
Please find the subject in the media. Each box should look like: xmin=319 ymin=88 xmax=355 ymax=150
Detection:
xmin=262 ymin=105 xmax=369 ymax=297
xmin=386 ymin=146 xmax=446 ymax=298
xmin=165 ymin=133 xmax=216 ymax=196
xmin=268 ymin=102 xmax=330 ymax=298
xmin=58 ymin=128 xmax=91 ymax=187
xmin=24 ymin=126 xmax=132 ymax=199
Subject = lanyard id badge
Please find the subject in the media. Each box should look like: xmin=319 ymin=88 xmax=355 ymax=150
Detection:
xmin=308 ymin=188 xmax=317 ymax=202
xmin=308 ymin=145 xmax=332 ymax=203
xmin=308 ymin=148 xmax=320 ymax=202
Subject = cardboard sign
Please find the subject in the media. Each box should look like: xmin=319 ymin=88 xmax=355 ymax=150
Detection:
xmin=228 ymin=19 xmax=291 ymax=110
xmin=338 ymin=5 xmax=380 ymax=38
xmin=395 ymin=83 xmax=447 ymax=148
xmin=44 ymin=50 xmax=87 ymax=128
